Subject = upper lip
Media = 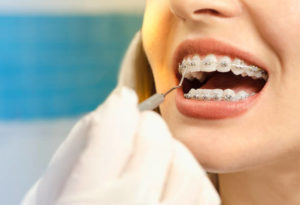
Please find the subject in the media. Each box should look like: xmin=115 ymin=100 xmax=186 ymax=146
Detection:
xmin=173 ymin=38 xmax=269 ymax=75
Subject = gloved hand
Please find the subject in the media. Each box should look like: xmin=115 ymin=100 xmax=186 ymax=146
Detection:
xmin=22 ymin=87 xmax=220 ymax=205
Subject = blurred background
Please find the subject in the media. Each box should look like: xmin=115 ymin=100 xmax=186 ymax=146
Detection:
xmin=0 ymin=1 xmax=144 ymax=204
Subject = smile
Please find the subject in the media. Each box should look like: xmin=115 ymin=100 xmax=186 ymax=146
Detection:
xmin=173 ymin=39 xmax=269 ymax=119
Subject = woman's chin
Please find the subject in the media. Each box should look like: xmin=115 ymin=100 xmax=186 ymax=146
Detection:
xmin=169 ymin=126 xmax=266 ymax=174
xmin=160 ymin=99 xmax=275 ymax=174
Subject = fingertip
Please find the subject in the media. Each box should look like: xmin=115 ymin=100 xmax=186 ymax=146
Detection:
xmin=112 ymin=86 xmax=138 ymax=105
xmin=96 ymin=86 xmax=139 ymax=113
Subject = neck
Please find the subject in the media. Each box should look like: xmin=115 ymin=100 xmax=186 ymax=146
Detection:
xmin=219 ymin=158 xmax=300 ymax=205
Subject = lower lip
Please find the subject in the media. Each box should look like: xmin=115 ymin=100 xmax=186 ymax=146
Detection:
xmin=175 ymin=88 xmax=261 ymax=119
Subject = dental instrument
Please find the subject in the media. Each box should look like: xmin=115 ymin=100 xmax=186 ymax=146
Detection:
xmin=138 ymin=69 xmax=186 ymax=111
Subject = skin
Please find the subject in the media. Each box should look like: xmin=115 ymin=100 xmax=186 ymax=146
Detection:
xmin=141 ymin=0 xmax=300 ymax=204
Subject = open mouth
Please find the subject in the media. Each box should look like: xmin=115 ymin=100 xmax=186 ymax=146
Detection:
xmin=178 ymin=54 xmax=268 ymax=102
xmin=173 ymin=39 xmax=269 ymax=119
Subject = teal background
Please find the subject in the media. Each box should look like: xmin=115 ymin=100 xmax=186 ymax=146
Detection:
xmin=0 ymin=15 xmax=143 ymax=120
xmin=0 ymin=14 xmax=144 ymax=205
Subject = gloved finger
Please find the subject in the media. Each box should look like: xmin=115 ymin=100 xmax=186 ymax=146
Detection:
xmin=161 ymin=140 xmax=221 ymax=205
xmin=121 ymin=111 xmax=174 ymax=204
xmin=57 ymin=87 xmax=140 ymax=200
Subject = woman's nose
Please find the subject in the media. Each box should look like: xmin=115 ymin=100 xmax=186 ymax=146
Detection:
xmin=169 ymin=0 xmax=242 ymax=21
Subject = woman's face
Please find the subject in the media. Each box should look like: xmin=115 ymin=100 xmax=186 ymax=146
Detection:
xmin=142 ymin=0 xmax=300 ymax=172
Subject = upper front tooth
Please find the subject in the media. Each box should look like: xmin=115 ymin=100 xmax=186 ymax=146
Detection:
xmin=186 ymin=57 xmax=193 ymax=66
xmin=179 ymin=59 xmax=188 ymax=73
xmin=179 ymin=63 xmax=186 ymax=74
xmin=217 ymin=56 xmax=231 ymax=72
xmin=181 ymin=58 xmax=188 ymax=67
xmin=191 ymin=55 xmax=201 ymax=71
xmin=201 ymin=54 xmax=217 ymax=72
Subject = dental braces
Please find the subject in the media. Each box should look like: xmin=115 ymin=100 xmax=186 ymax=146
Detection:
xmin=178 ymin=56 xmax=268 ymax=80
xmin=179 ymin=62 xmax=265 ymax=74
xmin=184 ymin=89 xmax=255 ymax=102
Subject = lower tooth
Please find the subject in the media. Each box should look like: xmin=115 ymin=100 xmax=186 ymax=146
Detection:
xmin=212 ymin=89 xmax=223 ymax=101
xmin=184 ymin=89 xmax=252 ymax=101
xmin=224 ymin=89 xmax=235 ymax=101
xmin=200 ymin=89 xmax=213 ymax=100
xmin=233 ymin=91 xmax=249 ymax=101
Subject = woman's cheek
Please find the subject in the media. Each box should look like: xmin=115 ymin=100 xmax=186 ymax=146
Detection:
xmin=246 ymin=0 xmax=300 ymax=57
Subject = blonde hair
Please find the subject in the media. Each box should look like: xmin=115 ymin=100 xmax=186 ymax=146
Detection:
xmin=118 ymin=31 xmax=156 ymax=103
xmin=134 ymin=48 xmax=156 ymax=103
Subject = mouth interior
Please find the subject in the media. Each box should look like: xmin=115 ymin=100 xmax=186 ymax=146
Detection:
xmin=181 ymin=71 xmax=266 ymax=95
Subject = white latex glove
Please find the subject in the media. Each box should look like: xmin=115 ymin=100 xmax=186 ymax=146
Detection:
xmin=22 ymin=87 xmax=220 ymax=205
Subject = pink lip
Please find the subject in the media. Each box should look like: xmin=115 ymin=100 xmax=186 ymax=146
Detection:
xmin=173 ymin=38 xmax=268 ymax=119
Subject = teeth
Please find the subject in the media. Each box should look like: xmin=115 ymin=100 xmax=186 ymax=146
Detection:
xmin=179 ymin=54 xmax=268 ymax=80
xmin=223 ymin=89 xmax=235 ymax=101
xmin=199 ymin=89 xmax=214 ymax=100
xmin=186 ymin=58 xmax=193 ymax=67
xmin=211 ymin=89 xmax=223 ymax=101
xmin=191 ymin=55 xmax=201 ymax=71
xmin=231 ymin=58 xmax=245 ymax=75
xmin=246 ymin=65 xmax=258 ymax=76
xmin=184 ymin=72 xmax=207 ymax=82
xmin=217 ymin=56 xmax=231 ymax=72
xmin=184 ymin=72 xmax=194 ymax=80
xmin=241 ymin=72 xmax=248 ymax=77
xmin=184 ymin=89 xmax=254 ymax=102
xmin=233 ymin=91 xmax=249 ymax=101
xmin=201 ymin=54 xmax=218 ymax=72
xmin=190 ymin=72 xmax=207 ymax=82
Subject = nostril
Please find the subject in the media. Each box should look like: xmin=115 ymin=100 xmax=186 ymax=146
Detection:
xmin=194 ymin=9 xmax=222 ymax=16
